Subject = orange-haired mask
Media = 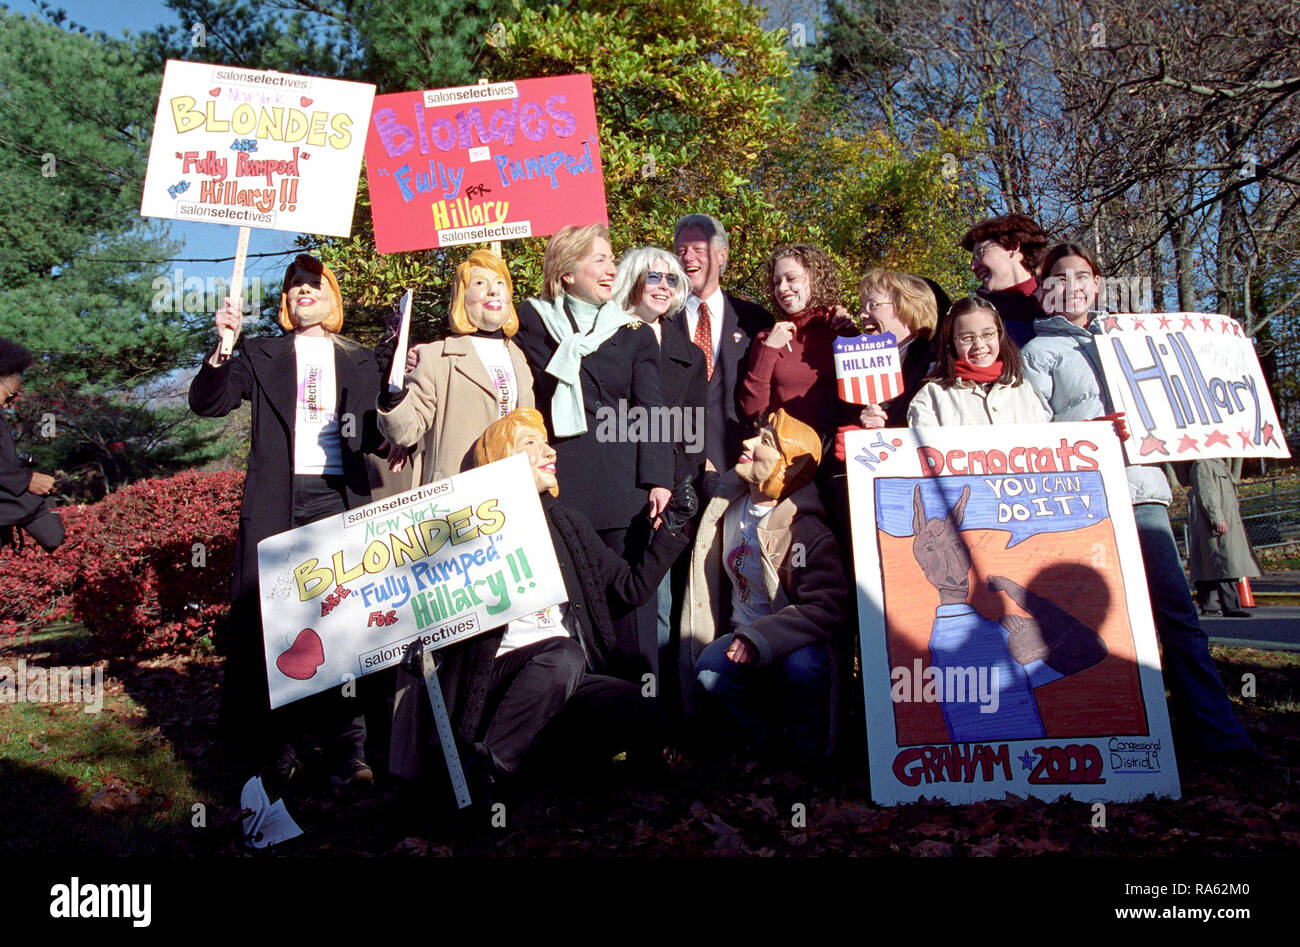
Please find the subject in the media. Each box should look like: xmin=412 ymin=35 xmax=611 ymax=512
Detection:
xmin=471 ymin=407 xmax=558 ymax=497
xmin=736 ymin=409 xmax=822 ymax=501
xmin=448 ymin=249 xmax=518 ymax=336
xmin=278 ymin=254 xmax=344 ymax=333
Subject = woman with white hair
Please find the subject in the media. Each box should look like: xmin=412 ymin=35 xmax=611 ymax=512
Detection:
xmin=612 ymin=247 xmax=708 ymax=708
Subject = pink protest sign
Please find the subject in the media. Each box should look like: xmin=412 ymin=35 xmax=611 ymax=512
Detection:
xmin=835 ymin=333 xmax=904 ymax=405
xmin=363 ymin=75 xmax=607 ymax=253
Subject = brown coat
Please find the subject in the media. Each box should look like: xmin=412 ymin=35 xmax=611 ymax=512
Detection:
xmin=679 ymin=471 xmax=846 ymax=712
xmin=378 ymin=335 xmax=534 ymax=485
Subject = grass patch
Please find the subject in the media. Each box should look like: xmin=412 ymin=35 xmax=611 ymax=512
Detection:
xmin=0 ymin=624 xmax=218 ymax=856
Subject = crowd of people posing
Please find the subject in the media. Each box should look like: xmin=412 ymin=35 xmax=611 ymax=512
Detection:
xmin=188 ymin=210 xmax=1267 ymax=812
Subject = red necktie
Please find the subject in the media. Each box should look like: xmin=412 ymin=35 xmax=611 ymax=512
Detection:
xmin=694 ymin=301 xmax=714 ymax=379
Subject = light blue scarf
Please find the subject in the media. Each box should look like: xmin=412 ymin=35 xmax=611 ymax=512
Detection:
xmin=531 ymin=293 xmax=635 ymax=436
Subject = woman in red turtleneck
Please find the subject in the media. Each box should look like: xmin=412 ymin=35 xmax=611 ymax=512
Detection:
xmin=737 ymin=244 xmax=858 ymax=434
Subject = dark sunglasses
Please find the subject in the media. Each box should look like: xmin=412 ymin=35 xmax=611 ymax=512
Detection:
xmin=645 ymin=271 xmax=680 ymax=288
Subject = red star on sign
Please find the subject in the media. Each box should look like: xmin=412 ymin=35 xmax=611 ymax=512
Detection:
xmin=1178 ymin=434 xmax=1198 ymax=452
xmin=1204 ymin=430 xmax=1231 ymax=448
xmin=1234 ymin=322 xmax=1243 ymax=336
xmin=1102 ymin=315 xmax=1121 ymax=333
xmin=1239 ymin=429 xmax=1254 ymax=448
xmin=1181 ymin=316 xmax=1196 ymax=330
xmin=1201 ymin=316 xmax=1215 ymax=330
xmin=1263 ymin=421 xmax=1279 ymax=446
xmin=1221 ymin=320 xmax=1236 ymax=334
xmin=1132 ymin=318 xmax=1145 ymax=330
xmin=1159 ymin=316 xmax=1172 ymax=329
xmin=1139 ymin=433 xmax=1169 ymax=456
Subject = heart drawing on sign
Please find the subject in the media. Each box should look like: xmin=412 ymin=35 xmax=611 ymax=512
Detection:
xmin=300 ymin=96 xmax=313 ymax=107
xmin=209 ymin=87 xmax=220 ymax=97
xmin=276 ymin=628 xmax=325 ymax=680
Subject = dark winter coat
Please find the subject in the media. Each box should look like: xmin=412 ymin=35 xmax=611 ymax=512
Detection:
xmin=188 ymin=333 xmax=384 ymax=608
xmin=0 ymin=413 xmax=46 ymax=537
xmin=514 ymin=299 xmax=674 ymax=533
xmin=655 ymin=318 xmax=709 ymax=490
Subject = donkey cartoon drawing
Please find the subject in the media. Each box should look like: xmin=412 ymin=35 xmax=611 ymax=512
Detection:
xmin=911 ymin=484 xmax=1107 ymax=742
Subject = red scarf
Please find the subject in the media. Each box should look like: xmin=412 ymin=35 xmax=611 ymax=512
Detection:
xmin=954 ymin=358 xmax=1003 ymax=383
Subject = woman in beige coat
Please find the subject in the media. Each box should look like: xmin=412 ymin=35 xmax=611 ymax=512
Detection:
xmin=379 ymin=250 xmax=534 ymax=485
xmin=1189 ymin=458 xmax=1262 ymax=617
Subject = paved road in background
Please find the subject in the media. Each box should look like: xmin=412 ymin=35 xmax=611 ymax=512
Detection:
xmin=1200 ymin=571 xmax=1300 ymax=650
xmin=1203 ymin=607 xmax=1300 ymax=650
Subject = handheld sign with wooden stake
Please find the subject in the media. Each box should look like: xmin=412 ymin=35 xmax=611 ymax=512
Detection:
xmin=139 ymin=61 xmax=375 ymax=359
xmin=835 ymin=332 xmax=904 ymax=405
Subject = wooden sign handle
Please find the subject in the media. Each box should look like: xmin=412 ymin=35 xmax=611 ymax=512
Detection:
xmin=218 ymin=226 xmax=251 ymax=361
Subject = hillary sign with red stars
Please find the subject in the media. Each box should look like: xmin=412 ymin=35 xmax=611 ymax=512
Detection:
xmin=1094 ymin=313 xmax=1289 ymax=463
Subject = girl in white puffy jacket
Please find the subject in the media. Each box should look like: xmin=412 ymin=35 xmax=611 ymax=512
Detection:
xmin=906 ymin=296 xmax=1048 ymax=428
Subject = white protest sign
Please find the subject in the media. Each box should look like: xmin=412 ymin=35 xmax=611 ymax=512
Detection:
xmin=1093 ymin=313 xmax=1288 ymax=463
xmin=844 ymin=422 xmax=1180 ymax=805
xmin=257 ymin=453 xmax=565 ymax=708
xmin=141 ymin=60 xmax=375 ymax=236
xmin=834 ymin=332 xmax=903 ymax=405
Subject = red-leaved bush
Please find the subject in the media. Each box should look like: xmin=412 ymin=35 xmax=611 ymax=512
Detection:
xmin=0 ymin=505 xmax=91 ymax=635
xmin=0 ymin=469 xmax=244 ymax=650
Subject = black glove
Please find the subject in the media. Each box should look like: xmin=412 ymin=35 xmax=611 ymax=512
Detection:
xmin=658 ymin=477 xmax=699 ymax=534
xmin=378 ymin=385 xmax=407 ymax=411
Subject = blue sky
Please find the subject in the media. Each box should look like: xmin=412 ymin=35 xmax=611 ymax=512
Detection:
xmin=5 ymin=0 xmax=306 ymax=301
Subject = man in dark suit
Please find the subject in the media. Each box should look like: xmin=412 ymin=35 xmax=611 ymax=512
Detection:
xmin=671 ymin=214 xmax=774 ymax=477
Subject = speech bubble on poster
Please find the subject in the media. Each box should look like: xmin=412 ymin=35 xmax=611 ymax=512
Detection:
xmin=844 ymin=422 xmax=1180 ymax=805
xmin=257 ymin=454 xmax=565 ymax=709
xmin=364 ymin=75 xmax=606 ymax=253
xmin=140 ymin=60 xmax=375 ymax=236
xmin=834 ymin=333 xmax=903 ymax=405
xmin=1093 ymin=313 xmax=1289 ymax=463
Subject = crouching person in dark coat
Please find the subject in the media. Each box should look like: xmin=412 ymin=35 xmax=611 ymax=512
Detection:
xmin=390 ymin=407 xmax=696 ymax=799
xmin=681 ymin=409 xmax=848 ymax=764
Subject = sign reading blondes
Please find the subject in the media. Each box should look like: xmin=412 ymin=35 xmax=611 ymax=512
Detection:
xmin=140 ymin=61 xmax=375 ymax=236
xmin=257 ymin=455 xmax=565 ymax=709
xmin=363 ymin=74 xmax=607 ymax=253
xmin=844 ymin=423 xmax=1180 ymax=805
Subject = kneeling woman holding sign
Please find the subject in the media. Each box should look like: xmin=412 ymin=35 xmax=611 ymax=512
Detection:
xmin=392 ymin=408 xmax=696 ymax=793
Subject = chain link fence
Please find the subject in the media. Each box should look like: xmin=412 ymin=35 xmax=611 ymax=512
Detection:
xmin=1171 ymin=476 xmax=1300 ymax=558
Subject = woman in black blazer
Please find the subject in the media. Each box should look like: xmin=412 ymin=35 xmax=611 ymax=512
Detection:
xmin=611 ymin=247 xmax=707 ymax=708
xmin=189 ymin=255 xmax=384 ymax=785
xmin=513 ymin=225 xmax=675 ymax=684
